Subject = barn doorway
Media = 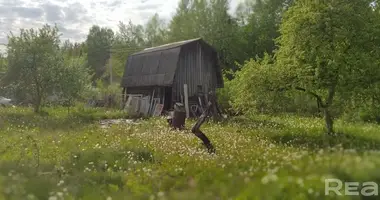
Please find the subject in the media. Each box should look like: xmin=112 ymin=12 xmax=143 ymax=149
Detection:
xmin=164 ymin=87 xmax=172 ymax=110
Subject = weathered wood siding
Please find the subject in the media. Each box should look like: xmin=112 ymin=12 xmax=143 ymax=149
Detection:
xmin=172 ymin=41 xmax=219 ymax=102
xmin=125 ymin=86 xmax=165 ymax=103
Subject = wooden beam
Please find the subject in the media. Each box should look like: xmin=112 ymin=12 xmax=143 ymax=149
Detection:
xmin=162 ymin=87 xmax=165 ymax=110
xmin=149 ymin=88 xmax=156 ymax=116
xmin=184 ymin=84 xmax=190 ymax=118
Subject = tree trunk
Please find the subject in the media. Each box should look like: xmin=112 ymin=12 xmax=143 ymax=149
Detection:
xmin=34 ymin=102 xmax=40 ymax=113
xmin=324 ymin=107 xmax=334 ymax=134
xmin=294 ymin=85 xmax=336 ymax=134
xmin=34 ymin=94 xmax=42 ymax=113
xmin=324 ymin=85 xmax=336 ymax=135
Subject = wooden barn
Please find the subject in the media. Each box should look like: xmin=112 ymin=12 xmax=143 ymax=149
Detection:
xmin=120 ymin=38 xmax=224 ymax=116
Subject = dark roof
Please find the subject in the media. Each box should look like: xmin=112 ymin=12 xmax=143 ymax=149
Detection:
xmin=132 ymin=38 xmax=201 ymax=55
xmin=121 ymin=38 xmax=221 ymax=88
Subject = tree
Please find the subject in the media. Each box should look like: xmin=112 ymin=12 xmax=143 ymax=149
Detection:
xmin=168 ymin=0 xmax=243 ymax=70
xmin=144 ymin=14 xmax=168 ymax=47
xmin=234 ymin=0 xmax=254 ymax=26
xmin=116 ymin=21 xmax=145 ymax=47
xmin=241 ymin=0 xmax=293 ymax=59
xmin=5 ymin=24 xmax=92 ymax=112
xmin=0 ymin=53 xmax=6 ymax=89
xmin=168 ymin=0 xmax=199 ymax=42
xmin=58 ymin=56 xmax=92 ymax=112
xmin=275 ymin=0 xmax=380 ymax=134
xmin=207 ymin=0 xmax=243 ymax=69
xmin=0 ymin=53 xmax=6 ymax=72
xmin=110 ymin=21 xmax=146 ymax=80
xmin=86 ymin=25 xmax=114 ymax=82
xmin=5 ymin=25 xmax=64 ymax=112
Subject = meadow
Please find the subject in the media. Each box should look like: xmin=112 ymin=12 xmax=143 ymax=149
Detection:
xmin=0 ymin=106 xmax=379 ymax=200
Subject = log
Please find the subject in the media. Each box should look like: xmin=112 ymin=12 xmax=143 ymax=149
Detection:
xmin=191 ymin=101 xmax=215 ymax=153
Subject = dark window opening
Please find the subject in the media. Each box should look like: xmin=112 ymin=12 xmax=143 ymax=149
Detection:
xmin=197 ymin=85 xmax=203 ymax=93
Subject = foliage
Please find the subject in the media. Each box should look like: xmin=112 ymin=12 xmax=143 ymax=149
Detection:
xmin=62 ymin=39 xmax=87 ymax=57
xmin=144 ymin=14 xmax=169 ymax=47
xmin=168 ymin=0 xmax=244 ymax=70
xmin=216 ymin=70 xmax=234 ymax=114
xmin=57 ymin=56 xmax=92 ymax=109
xmin=0 ymin=53 xmax=6 ymax=88
xmin=109 ymin=15 xmax=169 ymax=84
xmin=5 ymin=25 xmax=64 ymax=112
xmin=273 ymin=0 xmax=380 ymax=133
xmin=241 ymin=0 xmax=293 ymax=58
xmin=0 ymin=107 xmax=380 ymax=199
xmin=4 ymin=25 xmax=93 ymax=112
xmin=0 ymin=53 xmax=6 ymax=73
xmin=86 ymin=25 xmax=114 ymax=82
xmin=228 ymin=54 xmax=290 ymax=114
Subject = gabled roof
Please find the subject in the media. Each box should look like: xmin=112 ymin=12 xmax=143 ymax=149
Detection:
xmin=133 ymin=38 xmax=201 ymax=55
xmin=121 ymin=38 xmax=221 ymax=88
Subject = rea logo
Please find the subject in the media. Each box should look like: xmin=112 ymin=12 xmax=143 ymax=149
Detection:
xmin=325 ymin=179 xmax=378 ymax=196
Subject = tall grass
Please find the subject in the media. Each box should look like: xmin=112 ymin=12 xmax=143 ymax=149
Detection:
xmin=0 ymin=107 xmax=379 ymax=199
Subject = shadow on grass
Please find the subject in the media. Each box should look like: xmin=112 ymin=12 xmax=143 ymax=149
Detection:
xmin=224 ymin=116 xmax=285 ymax=129
xmin=270 ymin=131 xmax=380 ymax=151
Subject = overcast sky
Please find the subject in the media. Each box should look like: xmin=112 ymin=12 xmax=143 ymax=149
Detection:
xmin=0 ymin=0 xmax=242 ymax=46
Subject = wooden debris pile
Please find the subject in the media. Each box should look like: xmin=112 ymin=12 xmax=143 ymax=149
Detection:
xmin=123 ymin=94 xmax=164 ymax=117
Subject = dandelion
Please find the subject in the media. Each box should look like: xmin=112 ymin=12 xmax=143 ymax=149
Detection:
xmin=157 ymin=191 xmax=164 ymax=197
xmin=57 ymin=180 xmax=64 ymax=186
xmin=244 ymin=177 xmax=250 ymax=183
xmin=26 ymin=194 xmax=36 ymax=200
xmin=261 ymin=174 xmax=278 ymax=184
xmin=296 ymin=178 xmax=304 ymax=187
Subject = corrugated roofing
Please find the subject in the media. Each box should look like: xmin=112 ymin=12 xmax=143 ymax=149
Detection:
xmin=121 ymin=38 xmax=220 ymax=88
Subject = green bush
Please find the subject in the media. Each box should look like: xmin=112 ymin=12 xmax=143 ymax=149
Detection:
xmin=225 ymin=54 xmax=321 ymax=116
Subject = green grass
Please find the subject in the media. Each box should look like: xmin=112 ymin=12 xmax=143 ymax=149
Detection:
xmin=0 ymin=107 xmax=380 ymax=199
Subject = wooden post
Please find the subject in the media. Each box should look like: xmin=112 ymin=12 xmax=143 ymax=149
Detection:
xmin=199 ymin=43 xmax=202 ymax=84
xmin=149 ymin=89 xmax=156 ymax=116
xmin=184 ymin=84 xmax=190 ymax=118
xmin=121 ymin=88 xmax=126 ymax=109
xmin=205 ymin=91 xmax=209 ymax=106
xmin=162 ymin=88 xmax=165 ymax=110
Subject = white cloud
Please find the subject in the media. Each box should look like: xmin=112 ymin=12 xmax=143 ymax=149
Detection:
xmin=0 ymin=0 xmax=241 ymax=45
